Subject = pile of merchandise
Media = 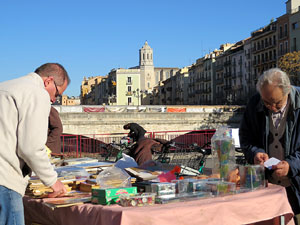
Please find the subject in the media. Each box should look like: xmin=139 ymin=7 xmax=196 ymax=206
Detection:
xmin=26 ymin=128 xmax=266 ymax=208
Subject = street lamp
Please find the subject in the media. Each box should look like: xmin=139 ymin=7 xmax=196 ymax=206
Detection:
xmin=133 ymin=88 xmax=146 ymax=106
xmin=133 ymin=88 xmax=140 ymax=106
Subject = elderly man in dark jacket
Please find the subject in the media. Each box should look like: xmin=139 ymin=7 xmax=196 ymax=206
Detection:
xmin=239 ymin=68 xmax=300 ymax=223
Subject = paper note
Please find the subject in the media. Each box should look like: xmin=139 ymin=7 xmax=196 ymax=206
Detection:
xmin=264 ymin=157 xmax=281 ymax=170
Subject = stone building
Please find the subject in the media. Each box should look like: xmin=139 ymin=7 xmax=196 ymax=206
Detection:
xmin=93 ymin=41 xmax=179 ymax=106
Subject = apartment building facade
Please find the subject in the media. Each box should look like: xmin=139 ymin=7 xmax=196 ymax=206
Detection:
xmin=79 ymin=0 xmax=300 ymax=106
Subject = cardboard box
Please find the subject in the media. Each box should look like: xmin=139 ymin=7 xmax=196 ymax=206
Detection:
xmin=92 ymin=187 xmax=137 ymax=205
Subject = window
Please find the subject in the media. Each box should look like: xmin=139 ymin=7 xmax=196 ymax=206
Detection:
xmin=166 ymin=71 xmax=170 ymax=79
xmin=285 ymin=41 xmax=288 ymax=54
xmin=284 ymin=23 xmax=288 ymax=36
xmin=279 ymin=26 xmax=283 ymax=39
xmin=292 ymin=22 xmax=299 ymax=30
xmin=128 ymin=97 xmax=132 ymax=105
xmin=147 ymin=82 xmax=150 ymax=88
xmin=128 ymin=86 xmax=131 ymax=92
xmin=280 ymin=43 xmax=283 ymax=56
xmin=127 ymin=77 xmax=131 ymax=84
xmin=273 ymin=35 xmax=276 ymax=45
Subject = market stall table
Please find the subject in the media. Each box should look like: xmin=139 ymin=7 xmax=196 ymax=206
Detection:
xmin=24 ymin=184 xmax=294 ymax=225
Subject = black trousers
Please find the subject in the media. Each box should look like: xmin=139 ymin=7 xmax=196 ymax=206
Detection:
xmin=286 ymin=186 xmax=300 ymax=225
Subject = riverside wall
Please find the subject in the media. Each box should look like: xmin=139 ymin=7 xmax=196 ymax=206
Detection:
xmin=59 ymin=111 xmax=243 ymax=135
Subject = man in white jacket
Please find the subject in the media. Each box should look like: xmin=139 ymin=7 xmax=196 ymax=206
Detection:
xmin=0 ymin=63 xmax=70 ymax=225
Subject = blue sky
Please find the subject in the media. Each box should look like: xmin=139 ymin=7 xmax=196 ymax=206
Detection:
xmin=0 ymin=0 xmax=286 ymax=97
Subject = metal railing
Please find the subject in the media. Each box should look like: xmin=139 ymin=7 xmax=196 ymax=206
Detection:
xmin=59 ymin=129 xmax=216 ymax=157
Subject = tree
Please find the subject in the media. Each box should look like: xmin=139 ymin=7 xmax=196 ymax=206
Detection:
xmin=278 ymin=51 xmax=300 ymax=85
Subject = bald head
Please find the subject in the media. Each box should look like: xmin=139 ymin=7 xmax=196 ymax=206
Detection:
xmin=35 ymin=63 xmax=71 ymax=86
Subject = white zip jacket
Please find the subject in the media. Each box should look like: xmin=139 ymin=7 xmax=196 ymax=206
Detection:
xmin=0 ymin=72 xmax=57 ymax=196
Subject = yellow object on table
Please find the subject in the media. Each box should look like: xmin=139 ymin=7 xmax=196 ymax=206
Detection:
xmin=45 ymin=146 xmax=52 ymax=158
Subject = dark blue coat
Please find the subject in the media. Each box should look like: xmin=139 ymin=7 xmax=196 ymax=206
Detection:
xmin=239 ymin=86 xmax=300 ymax=206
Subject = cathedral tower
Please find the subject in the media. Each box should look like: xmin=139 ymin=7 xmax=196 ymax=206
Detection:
xmin=139 ymin=41 xmax=154 ymax=91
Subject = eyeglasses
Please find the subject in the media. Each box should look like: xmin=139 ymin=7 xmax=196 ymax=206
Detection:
xmin=53 ymin=81 xmax=61 ymax=98
xmin=261 ymin=95 xmax=287 ymax=109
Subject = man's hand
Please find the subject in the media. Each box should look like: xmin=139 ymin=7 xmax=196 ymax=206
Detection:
xmin=272 ymin=160 xmax=290 ymax=177
xmin=48 ymin=180 xmax=67 ymax=198
xmin=254 ymin=152 xmax=269 ymax=165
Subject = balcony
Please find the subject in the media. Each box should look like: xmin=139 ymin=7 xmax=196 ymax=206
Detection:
xmin=224 ymin=85 xmax=232 ymax=90
xmin=126 ymin=91 xmax=132 ymax=96
xmin=224 ymin=61 xmax=231 ymax=66
xmin=216 ymin=92 xmax=223 ymax=98
xmin=203 ymin=87 xmax=212 ymax=93
xmin=252 ymin=42 xmax=276 ymax=54
xmin=126 ymin=81 xmax=132 ymax=85
xmin=224 ymin=72 xmax=231 ymax=78
xmin=216 ymin=78 xmax=223 ymax=85
xmin=215 ymin=64 xmax=223 ymax=71
xmin=204 ymin=77 xmax=211 ymax=82
xmin=236 ymin=84 xmax=243 ymax=90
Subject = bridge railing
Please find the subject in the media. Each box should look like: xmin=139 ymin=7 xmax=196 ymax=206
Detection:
xmin=53 ymin=105 xmax=244 ymax=113
xmin=59 ymin=129 xmax=216 ymax=158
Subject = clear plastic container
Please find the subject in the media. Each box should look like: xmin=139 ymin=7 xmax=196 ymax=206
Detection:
xmin=155 ymin=192 xmax=213 ymax=204
xmin=151 ymin=182 xmax=176 ymax=196
xmin=206 ymin=181 xmax=236 ymax=196
xmin=119 ymin=193 xmax=156 ymax=207
xmin=239 ymin=165 xmax=265 ymax=190
xmin=171 ymin=179 xmax=192 ymax=194
xmin=187 ymin=180 xmax=208 ymax=192
xmin=211 ymin=127 xmax=236 ymax=180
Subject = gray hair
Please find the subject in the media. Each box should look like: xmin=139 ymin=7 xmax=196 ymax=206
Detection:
xmin=35 ymin=63 xmax=71 ymax=86
xmin=256 ymin=68 xmax=291 ymax=96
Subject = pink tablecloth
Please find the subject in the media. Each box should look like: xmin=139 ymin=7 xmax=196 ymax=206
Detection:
xmin=24 ymin=184 xmax=294 ymax=225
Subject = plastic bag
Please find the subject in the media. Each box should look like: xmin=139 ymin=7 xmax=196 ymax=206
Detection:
xmin=55 ymin=166 xmax=90 ymax=179
xmin=115 ymin=153 xmax=138 ymax=169
xmin=211 ymin=126 xmax=236 ymax=180
xmin=96 ymin=166 xmax=131 ymax=188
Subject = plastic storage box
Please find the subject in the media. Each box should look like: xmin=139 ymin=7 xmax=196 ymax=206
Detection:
xmin=239 ymin=165 xmax=265 ymax=190
xmin=151 ymin=182 xmax=176 ymax=196
xmin=119 ymin=193 xmax=156 ymax=207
